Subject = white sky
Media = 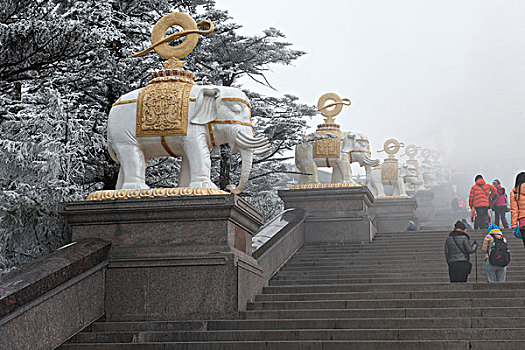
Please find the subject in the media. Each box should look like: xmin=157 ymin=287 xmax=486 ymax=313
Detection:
xmin=214 ymin=0 xmax=525 ymax=188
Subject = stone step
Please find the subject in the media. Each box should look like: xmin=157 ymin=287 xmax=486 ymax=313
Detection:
xmin=279 ymin=262 xmax=525 ymax=271
xmin=87 ymin=317 xmax=525 ymax=332
xmin=263 ymin=282 xmax=525 ymax=294
xmin=290 ymin=255 xmax=525 ymax=263
xmin=273 ymin=271 xmax=525 ymax=279
xmin=287 ymin=253 xmax=525 ymax=262
xmin=67 ymin=328 xmax=525 ymax=343
xmin=241 ymin=307 xmax=525 ymax=320
xmin=247 ymin=297 xmax=525 ymax=310
xmin=276 ymin=264 xmax=512 ymax=273
xmin=58 ymin=340 xmax=469 ymax=350
xmin=269 ymin=277 xmax=525 ymax=285
xmin=294 ymin=246 xmax=525 ymax=254
xmin=255 ymin=290 xmax=525 ymax=302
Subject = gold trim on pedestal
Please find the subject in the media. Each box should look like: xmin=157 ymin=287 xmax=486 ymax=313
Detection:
xmin=290 ymin=183 xmax=363 ymax=190
xmin=87 ymin=187 xmax=229 ymax=201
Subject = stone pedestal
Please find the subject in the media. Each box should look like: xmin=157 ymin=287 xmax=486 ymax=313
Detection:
xmin=408 ymin=190 xmax=435 ymax=223
xmin=60 ymin=195 xmax=265 ymax=321
xmin=370 ymin=197 xmax=418 ymax=233
xmin=278 ymin=186 xmax=376 ymax=243
xmin=429 ymin=183 xmax=454 ymax=210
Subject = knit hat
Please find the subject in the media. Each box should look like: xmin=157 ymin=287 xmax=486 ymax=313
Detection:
xmin=488 ymin=223 xmax=501 ymax=235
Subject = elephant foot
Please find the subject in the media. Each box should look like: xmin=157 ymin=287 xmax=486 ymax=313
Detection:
xmin=120 ymin=183 xmax=150 ymax=190
xmin=188 ymin=180 xmax=218 ymax=189
xmin=340 ymin=179 xmax=356 ymax=184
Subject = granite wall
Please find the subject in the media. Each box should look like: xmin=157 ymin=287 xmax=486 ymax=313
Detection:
xmin=0 ymin=239 xmax=110 ymax=350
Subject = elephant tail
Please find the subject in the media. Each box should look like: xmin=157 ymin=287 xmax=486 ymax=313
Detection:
xmin=107 ymin=141 xmax=119 ymax=164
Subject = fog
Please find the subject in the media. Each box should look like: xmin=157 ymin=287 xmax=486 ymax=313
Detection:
xmin=215 ymin=0 xmax=525 ymax=196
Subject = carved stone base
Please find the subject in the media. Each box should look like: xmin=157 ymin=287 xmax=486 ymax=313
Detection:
xmin=370 ymin=197 xmax=419 ymax=233
xmin=408 ymin=190 xmax=435 ymax=223
xmin=278 ymin=186 xmax=376 ymax=243
xmin=59 ymin=195 xmax=265 ymax=321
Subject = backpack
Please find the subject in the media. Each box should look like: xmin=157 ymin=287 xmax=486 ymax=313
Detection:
xmin=489 ymin=234 xmax=511 ymax=267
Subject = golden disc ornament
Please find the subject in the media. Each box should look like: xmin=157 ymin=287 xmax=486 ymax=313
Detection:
xmin=131 ymin=12 xmax=214 ymax=66
xmin=151 ymin=13 xmax=199 ymax=60
xmin=317 ymin=93 xmax=351 ymax=124
xmin=383 ymin=138 xmax=401 ymax=156
xmin=405 ymin=144 xmax=418 ymax=159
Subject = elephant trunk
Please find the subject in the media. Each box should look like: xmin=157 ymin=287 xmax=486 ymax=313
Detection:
xmin=362 ymin=155 xmax=380 ymax=167
xmin=227 ymin=148 xmax=253 ymax=194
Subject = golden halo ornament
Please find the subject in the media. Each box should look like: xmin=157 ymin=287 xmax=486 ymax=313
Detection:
xmin=151 ymin=13 xmax=198 ymax=60
xmin=131 ymin=13 xmax=214 ymax=61
xmin=317 ymin=93 xmax=351 ymax=124
xmin=421 ymin=148 xmax=431 ymax=160
xmin=405 ymin=144 xmax=418 ymax=158
xmin=383 ymin=138 xmax=401 ymax=155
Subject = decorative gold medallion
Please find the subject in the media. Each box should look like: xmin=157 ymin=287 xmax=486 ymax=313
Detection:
xmin=87 ymin=187 xmax=228 ymax=201
xmin=313 ymin=137 xmax=340 ymax=158
xmin=136 ymin=80 xmax=193 ymax=137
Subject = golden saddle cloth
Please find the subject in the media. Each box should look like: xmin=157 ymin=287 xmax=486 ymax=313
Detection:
xmin=313 ymin=137 xmax=341 ymax=159
xmin=136 ymin=80 xmax=193 ymax=137
xmin=381 ymin=158 xmax=399 ymax=181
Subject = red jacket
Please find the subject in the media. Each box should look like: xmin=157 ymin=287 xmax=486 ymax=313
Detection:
xmin=469 ymin=178 xmax=496 ymax=208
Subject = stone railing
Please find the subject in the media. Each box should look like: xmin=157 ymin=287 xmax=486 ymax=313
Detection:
xmin=252 ymin=208 xmax=305 ymax=280
xmin=0 ymin=239 xmax=110 ymax=350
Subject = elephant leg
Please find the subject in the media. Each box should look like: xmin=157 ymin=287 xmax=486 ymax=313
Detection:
xmin=184 ymin=134 xmax=217 ymax=188
xmin=115 ymin=144 xmax=149 ymax=190
xmin=305 ymin=162 xmax=319 ymax=184
xmin=339 ymin=154 xmax=353 ymax=183
xmin=116 ymin=169 xmax=124 ymax=190
xmin=392 ymin=181 xmax=400 ymax=196
xmin=178 ymin=156 xmax=190 ymax=187
xmin=331 ymin=166 xmax=342 ymax=183
xmin=398 ymin=179 xmax=408 ymax=196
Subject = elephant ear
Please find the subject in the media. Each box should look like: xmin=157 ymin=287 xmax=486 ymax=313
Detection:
xmin=191 ymin=87 xmax=221 ymax=125
xmin=341 ymin=133 xmax=357 ymax=153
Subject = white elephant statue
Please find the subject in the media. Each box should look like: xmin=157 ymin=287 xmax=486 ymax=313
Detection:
xmin=402 ymin=163 xmax=425 ymax=191
xmin=107 ymin=85 xmax=270 ymax=193
xmin=295 ymin=131 xmax=380 ymax=185
xmin=421 ymin=163 xmax=438 ymax=187
xmin=369 ymin=164 xmax=409 ymax=197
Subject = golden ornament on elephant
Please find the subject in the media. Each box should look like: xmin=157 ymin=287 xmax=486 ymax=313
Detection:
xmin=379 ymin=138 xmax=403 ymax=181
xmin=313 ymin=93 xmax=351 ymax=159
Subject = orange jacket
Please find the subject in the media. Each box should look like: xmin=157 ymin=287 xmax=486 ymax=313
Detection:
xmin=469 ymin=178 xmax=496 ymax=208
xmin=510 ymin=183 xmax=525 ymax=228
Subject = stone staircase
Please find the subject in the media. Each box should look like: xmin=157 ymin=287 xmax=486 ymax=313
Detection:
xmin=60 ymin=229 xmax=525 ymax=349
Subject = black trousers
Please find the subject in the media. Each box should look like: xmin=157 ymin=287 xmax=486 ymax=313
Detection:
xmin=448 ymin=261 xmax=471 ymax=282
xmin=521 ymin=228 xmax=525 ymax=247
xmin=474 ymin=206 xmax=489 ymax=229
xmin=494 ymin=206 xmax=508 ymax=228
